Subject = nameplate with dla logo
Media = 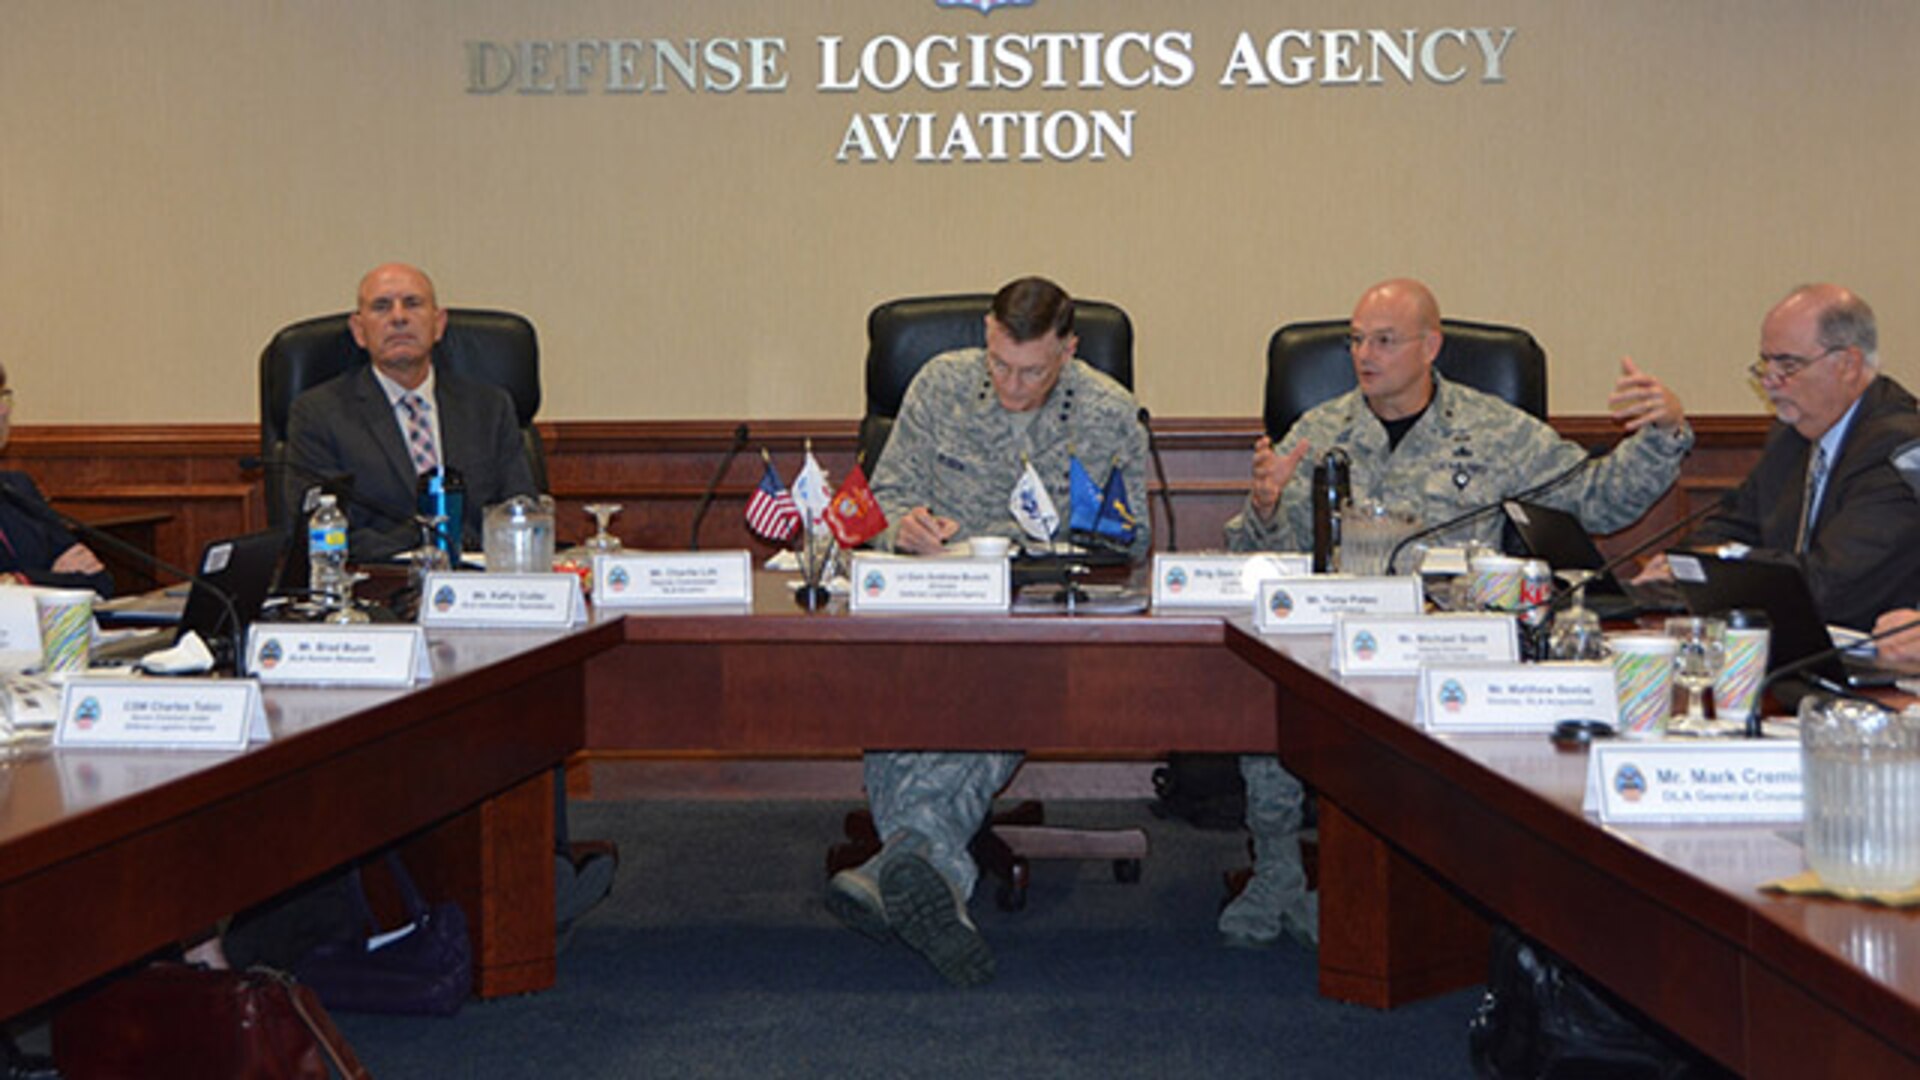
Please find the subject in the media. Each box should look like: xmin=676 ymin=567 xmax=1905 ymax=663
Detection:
xmin=245 ymin=624 xmax=431 ymax=687
xmin=0 ymin=589 xmax=40 ymax=668
xmin=1330 ymin=614 xmax=1517 ymax=676
xmin=1416 ymin=662 xmax=1616 ymax=732
xmin=417 ymin=573 xmax=585 ymax=628
xmin=54 ymin=677 xmax=267 ymax=751
xmin=593 ymin=551 xmax=753 ymax=609
xmin=849 ymin=555 xmax=1009 ymax=613
xmin=1152 ymin=553 xmax=1311 ymax=611
xmin=1584 ymin=741 xmax=1803 ymax=824
xmin=1255 ymin=576 xmax=1424 ymax=634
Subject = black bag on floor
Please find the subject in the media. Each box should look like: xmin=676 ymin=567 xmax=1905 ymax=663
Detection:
xmin=292 ymin=852 xmax=472 ymax=1017
xmin=1468 ymin=925 xmax=1731 ymax=1079
xmin=1149 ymin=753 xmax=1246 ymax=831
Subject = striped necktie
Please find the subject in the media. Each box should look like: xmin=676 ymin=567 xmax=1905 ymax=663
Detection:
xmin=400 ymin=392 xmax=439 ymax=474
xmin=1795 ymin=443 xmax=1829 ymax=554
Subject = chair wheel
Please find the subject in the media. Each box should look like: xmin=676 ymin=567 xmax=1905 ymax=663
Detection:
xmin=996 ymin=881 xmax=1028 ymax=912
xmin=1113 ymin=859 xmax=1142 ymax=884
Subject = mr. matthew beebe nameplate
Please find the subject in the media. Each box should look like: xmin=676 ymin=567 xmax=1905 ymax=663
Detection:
xmin=848 ymin=554 xmax=1009 ymax=613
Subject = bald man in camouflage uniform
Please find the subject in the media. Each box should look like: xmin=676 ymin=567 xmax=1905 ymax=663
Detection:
xmin=1221 ymin=279 xmax=1693 ymax=949
xmin=826 ymin=277 xmax=1149 ymax=987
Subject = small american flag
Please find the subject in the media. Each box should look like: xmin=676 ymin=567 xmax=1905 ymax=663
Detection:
xmin=746 ymin=460 xmax=801 ymax=542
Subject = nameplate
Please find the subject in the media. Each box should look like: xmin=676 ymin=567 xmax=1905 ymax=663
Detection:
xmin=244 ymin=625 xmax=430 ymax=687
xmin=417 ymin=573 xmax=585 ymax=628
xmin=849 ymin=555 xmax=1009 ymax=613
xmin=1255 ymin=576 xmax=1424 ymax=634
xmin=1152 ymin=552 xmax=1311 ymax=610
xmin=0 ymin=589 xmax=40 ymax=669
xmin=1417 ymin=662 xmax=1618 ymax=732
xmin=54 ymin=678 xmax=268 ymax=751
xmin=1330 ymin=614 xmax=1518 ymax=676
xmin=1584 ymin=741 xmax=1803 ymax=824
xmin=592 ymin=551 xmax=753 ymax=609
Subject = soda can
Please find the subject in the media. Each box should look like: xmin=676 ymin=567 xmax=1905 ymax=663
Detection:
xmin=1519 ymin=558 xmax=1553 ymax=628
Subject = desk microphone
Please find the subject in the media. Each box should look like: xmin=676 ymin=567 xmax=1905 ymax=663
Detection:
xmin=0 ymin=479 xmax=244 ymax=671
xmin=1751 ymin=614 xmax=1920 ymax=737
xmin=690 ymin=423 xmax=750 ymax=551
xmin=1138 ymin=407 xmax=1177 ymax=552
xmin=1385 ymin=448 xmax=1600 ymax=574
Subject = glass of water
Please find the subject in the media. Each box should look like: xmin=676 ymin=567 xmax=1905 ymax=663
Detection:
xmin=1548 ymin=569 xmax=1610 ymax=661
xmin=1664 ymin=615 xmax=1727 ymax=735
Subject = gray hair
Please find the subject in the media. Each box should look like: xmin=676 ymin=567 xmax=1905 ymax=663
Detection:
xmin=1807 ymin=287 xmax=1880 ymax=368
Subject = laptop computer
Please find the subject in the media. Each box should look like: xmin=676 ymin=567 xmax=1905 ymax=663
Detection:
xmin=1666 ymin=550 xmax=1903 ymax=689
xmin=93 ymin=530 xmax=284 ymax=665
xmin=1501 ymin=500 xmax=1685 ymax=618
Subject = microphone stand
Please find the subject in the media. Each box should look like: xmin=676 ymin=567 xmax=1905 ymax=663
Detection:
xmin=690 ymin=423 xmax=750 ymax=551
xmin=1138 ymin=407 xmax=1176 ymax=552
xmin=0 ymin=481 xmax=245 ymax=674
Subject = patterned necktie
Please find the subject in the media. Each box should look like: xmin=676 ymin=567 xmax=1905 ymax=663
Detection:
xmin=1795 ymin=442 xmax=1829 ymax=554
xmin=400 ymin=392 xmax=439 ymax=474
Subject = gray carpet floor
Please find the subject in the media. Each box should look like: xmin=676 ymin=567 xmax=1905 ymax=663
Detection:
xmin=333 ymin=799 xmax=1484 ymax=1078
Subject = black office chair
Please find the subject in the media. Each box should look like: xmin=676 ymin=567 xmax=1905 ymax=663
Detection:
xmin=859 ymin=293 xmax=1135 ymax=470
xmin=830 ymin=292 xmax=1146 ymax=911
xmin=1262 ymin=318 xmax=1548 ymax=439
xmin=258 ymin=309 xmax=546 ymax=527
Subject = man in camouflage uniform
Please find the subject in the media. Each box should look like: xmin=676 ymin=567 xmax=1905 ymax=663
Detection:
xmin=1220 ymin=278 xmax=1692 ymax=949
xmin=826 ymin=276 xmax=1149 ymax=986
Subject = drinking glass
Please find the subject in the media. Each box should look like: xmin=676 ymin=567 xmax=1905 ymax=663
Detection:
xmin=1548 ymin=569 xmax=1610 ymax=661
xmin=583 ymin=503 xmax=625 ymax=554
xmin=327 ymin=571 xmax=373 ymax=624
xmin=1664 ymin=616 xmax=1728 ymax=735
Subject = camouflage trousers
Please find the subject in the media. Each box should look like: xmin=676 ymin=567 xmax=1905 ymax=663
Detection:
xmin=865 ymin=750 xmax=1023 ymax=900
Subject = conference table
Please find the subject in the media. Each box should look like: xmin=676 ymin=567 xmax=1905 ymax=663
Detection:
xmin=4 ymin=572 xmax=1918 ymax=1077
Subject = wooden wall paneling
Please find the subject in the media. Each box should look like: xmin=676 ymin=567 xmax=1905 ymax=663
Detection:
xmin=2 ymin=417 xmax=1771 ymax=588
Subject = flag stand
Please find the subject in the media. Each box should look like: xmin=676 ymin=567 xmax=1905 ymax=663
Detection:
xmin=795 ymin=526 xmax=833 ymax=611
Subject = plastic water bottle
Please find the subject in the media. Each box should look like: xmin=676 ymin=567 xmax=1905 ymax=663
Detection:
xmin=308 ymin=493 xmax=349 ymax=602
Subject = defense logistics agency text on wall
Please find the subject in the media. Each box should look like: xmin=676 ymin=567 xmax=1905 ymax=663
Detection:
xmin=465 ymin=15 xmax=1517 ymax=165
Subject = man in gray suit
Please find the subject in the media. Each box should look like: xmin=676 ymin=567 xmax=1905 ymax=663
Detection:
xmin=286 ymin=262 xmax=536 ymax=560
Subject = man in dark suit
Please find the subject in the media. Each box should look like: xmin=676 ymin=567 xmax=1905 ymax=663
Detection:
xmin=285 ymin=263 xmax=536 ymax=560
xmin=1638 ymin=284 xmax=1920 ymax=630
xmin=0 ymin=364 xmax=112 ymax=595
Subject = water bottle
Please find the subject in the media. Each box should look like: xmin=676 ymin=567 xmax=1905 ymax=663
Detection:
xmin=1311 ymin=448 xmax=1351 ymax=573
xmin=307 ymin=493 xmax=349 ymax=602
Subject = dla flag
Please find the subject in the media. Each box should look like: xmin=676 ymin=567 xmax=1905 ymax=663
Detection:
xmin=791 ymin=450 xmax=831 ymax=528
xmin=1009 ymin=460 xmax=1060 ymax=542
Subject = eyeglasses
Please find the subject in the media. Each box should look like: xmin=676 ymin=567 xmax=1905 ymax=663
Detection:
xmin=1346 ymin=329 xmax=1422 ymax=353
xmin=1748 ymin=345 xmax=1844 ymax=386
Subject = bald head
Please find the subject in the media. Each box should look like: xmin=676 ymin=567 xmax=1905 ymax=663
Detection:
xmin=349 ymin=262 xmax=446 ymax=388
xmin=1349 ymin=278 xmax=1444 ymax=421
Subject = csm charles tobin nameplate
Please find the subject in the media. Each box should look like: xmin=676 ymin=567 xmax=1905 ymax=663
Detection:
xmin=54 ymin=678 xmax=268 ymax=751
xmin=849 ymin=554 xmax=1009 ymax=613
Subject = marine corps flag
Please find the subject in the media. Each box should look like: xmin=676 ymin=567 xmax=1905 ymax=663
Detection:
xmin=823 ymin=463 xmax=888 ymax=547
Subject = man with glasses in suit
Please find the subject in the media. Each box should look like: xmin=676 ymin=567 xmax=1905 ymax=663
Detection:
xmin=1637 ymin=284 xmax=1920 ymax=632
